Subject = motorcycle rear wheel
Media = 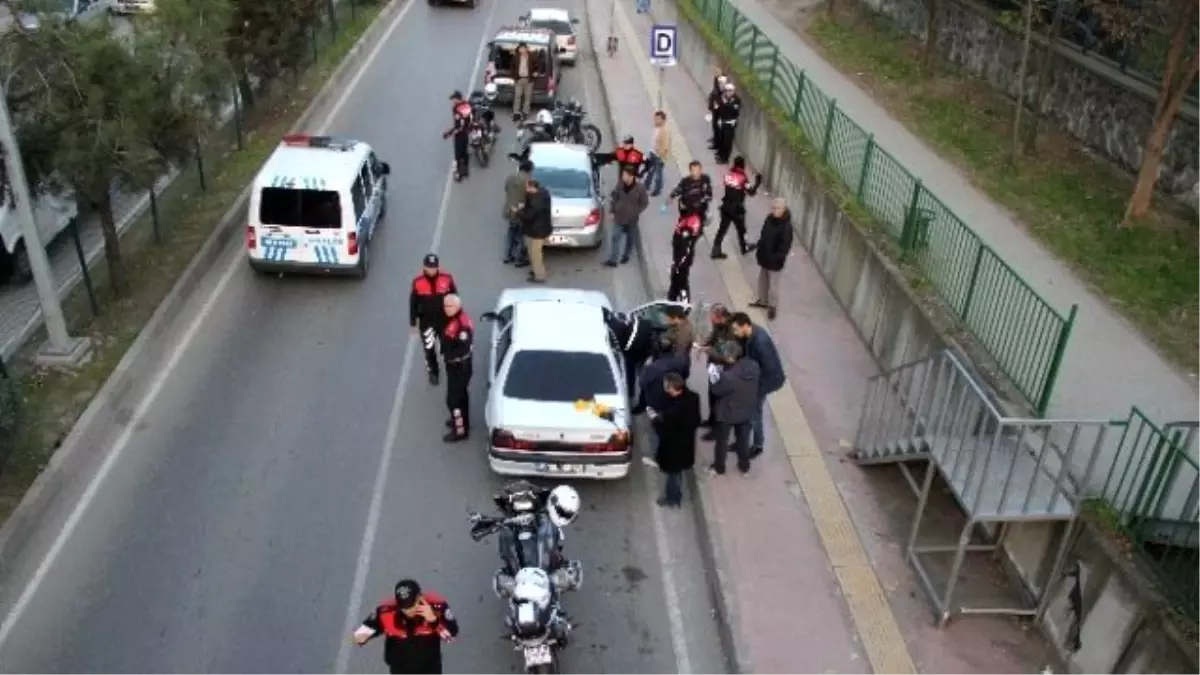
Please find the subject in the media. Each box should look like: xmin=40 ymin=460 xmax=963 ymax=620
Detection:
xmin=580 ymin=123 xmax=602 ymax=152
xmin=476 ymin=142 xmax=491 ymax=168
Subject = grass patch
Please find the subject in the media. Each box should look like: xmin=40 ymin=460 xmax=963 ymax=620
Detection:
xmin=803 ymin=4 xmax=1199 ymax=373
xmin=0 ymin=0 xmax=384 ymax=526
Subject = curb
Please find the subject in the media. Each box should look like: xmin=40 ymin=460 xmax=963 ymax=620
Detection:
xmin=0 ymin=0 xmax=408 ymax=579
xmin=583 ymin=4 xmax=742 ymax=672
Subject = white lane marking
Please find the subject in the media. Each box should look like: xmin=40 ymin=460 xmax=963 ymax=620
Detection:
xmin=610 ymin=264 xmax=694 ymax=674
xmin=332 ymin=1 xmax=499 ymax=672
xmin=0 ymin=0 xmax=424 ymax=656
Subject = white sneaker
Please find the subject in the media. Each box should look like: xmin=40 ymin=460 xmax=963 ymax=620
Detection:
xmin=641 ymin=456 xmax=659 ymax=469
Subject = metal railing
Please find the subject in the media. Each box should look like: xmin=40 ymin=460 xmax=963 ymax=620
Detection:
xmin=1099 ymin=410 xmax=1199 ymax=620
xmin=685 ymin=0 xmax=1079 ymax=416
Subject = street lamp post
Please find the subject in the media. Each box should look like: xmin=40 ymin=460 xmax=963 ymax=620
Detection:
xmin=0 ymin=81 xmax=90 ymax=366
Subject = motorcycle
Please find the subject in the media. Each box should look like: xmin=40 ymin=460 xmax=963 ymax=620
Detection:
xmin=550 ymin=99 xmax=602 ymax=152
xmin=468 ymin=91 xmax=501 ymax=167
xmin=508 ymin=118 xmax=557 ymax=163
xmin=468 ymin=481 xmax=582 ymax=674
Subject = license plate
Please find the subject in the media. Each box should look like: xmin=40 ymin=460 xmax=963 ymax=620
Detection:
xmin=535 ymin=462 xmax=584 ymax=474
xmin=523 ymin=645 xmax=553 ymax=667
xmin=547 ymin=234 xmax=571 ymax=245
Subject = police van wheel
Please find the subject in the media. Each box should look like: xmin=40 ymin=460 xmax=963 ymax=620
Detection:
xmin=353 ymin=245 xmax=370 ymax=279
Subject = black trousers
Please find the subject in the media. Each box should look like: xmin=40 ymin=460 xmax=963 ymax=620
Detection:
xmin=704 ymin=388 xmax=717 ymax=425
xmin=712 ymin=211 xmax=749 ymax=254
xmin=714 ymin=122 xmax=737 ymax=162
xmin=388 ymin=654 xmax=443 ymax=675
xmin=419 ymin=321 xmax=441 ymax=377
xmin=445 ymin=359 xmax=473 ymax=435
xmin=709 ymin=112 xmax=719 ymax=145
xmin=713 ymin=421 xmax=752 ymax=473
xmin=453 ymin=136 xmax=469 ymax=178
xmin=668 ymin=262 xmax=692 ymax=303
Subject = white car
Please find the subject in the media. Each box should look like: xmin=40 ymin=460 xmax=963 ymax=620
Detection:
xmin=523 ymin=8 xmax=579 ymax=65
xmin=480 ymin=288 xmax=690 ymax=480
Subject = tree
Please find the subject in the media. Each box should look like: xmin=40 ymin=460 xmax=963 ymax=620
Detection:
xmin=225 ymin=0 xmax=323 ymax=106
xmin=1008 ymin=0 xmax=1036 ymax=164
xmin=1020 ymin=0 xmax=1066 ymax=155
xmin=921 ymin=0 xmax=941 ymax=76
xmin=1 ymin=4 xmax=213 ymax=295
xmin=1122 ymin=0 xmax=1198 ymax=225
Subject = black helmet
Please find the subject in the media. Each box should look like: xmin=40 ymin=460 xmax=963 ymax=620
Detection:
xmin=449 ymin=90 xmax=464 ymax=101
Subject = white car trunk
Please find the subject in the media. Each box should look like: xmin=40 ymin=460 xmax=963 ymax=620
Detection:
xmin=496 ymin=397 xmax=627 ymax=445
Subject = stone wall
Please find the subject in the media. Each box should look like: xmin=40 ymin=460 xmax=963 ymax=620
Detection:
xmin=857 ymin=0 xmax=1198 ymax=201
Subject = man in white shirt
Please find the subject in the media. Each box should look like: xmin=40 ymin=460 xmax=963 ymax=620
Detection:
xmin=645 ymin=110 xmax=671 ymax=197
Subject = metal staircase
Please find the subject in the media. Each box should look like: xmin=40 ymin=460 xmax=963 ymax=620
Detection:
xmin=853 ymin=349 xmax=1119 ymax=627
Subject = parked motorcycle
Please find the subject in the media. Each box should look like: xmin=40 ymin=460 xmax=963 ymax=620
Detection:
xmin=469 ymin=87 xmax=502 ymax=167
xmin=550 ymin=99 xmax=602 ymax=152
xmin=468 ymin=482 xmax=583 ymax=674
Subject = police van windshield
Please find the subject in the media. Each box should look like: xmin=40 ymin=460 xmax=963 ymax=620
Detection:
xmin=534 ymin=167 xmax=592 ymax=199
xmin=503 ymin=350 xmax=617 ymax=402
xmin=258 ymin=188 xmax=342 ymax=229
xmin=492 ymin=43 xmax=551 ymax=75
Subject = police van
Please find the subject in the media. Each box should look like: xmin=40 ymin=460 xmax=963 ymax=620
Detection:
xmin=246 ymin=134 xmax=391 ymax=278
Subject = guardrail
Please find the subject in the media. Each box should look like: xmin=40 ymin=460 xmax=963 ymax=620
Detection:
xmin=686 ymin=0 xmax=1078 ymax=416
xmin=1099 ymin=408 xmax=1198 ymax=621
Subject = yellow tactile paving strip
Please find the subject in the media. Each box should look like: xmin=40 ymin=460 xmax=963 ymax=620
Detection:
xmin=611 ymin=3 xmax=917 ymax=672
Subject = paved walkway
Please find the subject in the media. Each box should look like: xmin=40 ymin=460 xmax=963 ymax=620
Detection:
xmin=587 ymin=0 xmax=1053 ymax=671
xmin=704 ymin=0 xmax=1198 ymax=423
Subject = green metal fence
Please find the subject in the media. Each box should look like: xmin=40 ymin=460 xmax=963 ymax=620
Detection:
xmin=1100 ymin=409 xmax=1198 ymax=621
xmin=687 ymin=0 xmax=1078 ymax=416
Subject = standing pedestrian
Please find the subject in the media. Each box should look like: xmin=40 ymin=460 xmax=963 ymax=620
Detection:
xmin=708 ymin=341 xmax=760 ymax=476
xmin=644 ymin=110 xmax=671 ymax=197
xmin=518 ymin=178 xmax=552 ymax=283
xmin=352 ymin=579 xmax=459 ymax=674
xmin=713 ymin=82 xmax=742 ymax=164
xmin=698 ymin=304 xmax=734 ymax=436
xmin=512 ymin=42 xmax=535 ymax=121
xmin=440 ymin=294 xmax=475 ymax=442
xmin=603 ymin=167 xmax=649 ymax=268
xmin=707 ymin=71 xmax=727 ymax=150
xmin=503 ymin=160 xmax=533 ymax=265
xmin=752 ymin=198 xmax=794 ymax=320
xmin=443 ymin=91 xmax=473 ymax=182
xmin=649 ymin=372 xmax=701 ymax=508
xmin=409 ymin=254 xmax=458 ymax=386
xmin=729 ymin=312 xmax=786 ymax=459
xmin=667 ymin=211 xmax=701 ymax=303
xmin=711 ymin=156 xmax=762 ymax=259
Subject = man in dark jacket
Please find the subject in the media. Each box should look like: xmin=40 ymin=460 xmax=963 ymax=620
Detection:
xmin=519 ymin=178 xmax=553 ymax=283
xmin=633 ymin=334 xmax=690 ymax=415
xmin=708 ymin=341 xmax=760 ymax=476
xmin=603 ymin=167 xmax=649 ymax=267
xmin=699 ymin=303 xmax=733 ymax=434
xmin=649 ymin=372 xmax=701 ymax=507
xmin=503 ymin=160 xmax=533 ymax=265
xmin=752 ymin=198 xmax=794 ymax=320
xmin=730 ymin=312 xmax=786 ymax=459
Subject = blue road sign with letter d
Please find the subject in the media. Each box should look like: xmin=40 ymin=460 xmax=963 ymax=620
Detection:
xmin=650 ymin=24 xmax=677 ymax=67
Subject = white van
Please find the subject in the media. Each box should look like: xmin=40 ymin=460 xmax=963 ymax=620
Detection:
xmin=246 ymin=134 xmax=391 ymax=278
xmin=0 ymin=189 xmax=78 ymax=284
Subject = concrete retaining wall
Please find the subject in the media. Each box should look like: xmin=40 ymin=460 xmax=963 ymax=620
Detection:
xmin=673 ymin=9 xmax=1198 ymax=672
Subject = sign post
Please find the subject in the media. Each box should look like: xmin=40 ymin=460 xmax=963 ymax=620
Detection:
xmin=649 ymin=25 xmax=677 ymax=110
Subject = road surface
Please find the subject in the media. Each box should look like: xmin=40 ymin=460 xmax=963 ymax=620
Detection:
xmin=0 ymin=1 xmax=727 ymax=672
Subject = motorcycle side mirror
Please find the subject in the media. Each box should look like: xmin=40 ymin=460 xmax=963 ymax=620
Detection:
xmin=480 ymin=311 xmax=500 ymax=321
xmin=378 ymin=162 xmax=391 ymax=175
xmin=468 ymin=511 xmax=484 ymax=524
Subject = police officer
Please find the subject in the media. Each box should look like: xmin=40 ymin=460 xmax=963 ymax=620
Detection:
xmin=711 ymin=156 xmax=762 ymax=259
xmin=594 ymin=135 xmax=646 ymax=180
xmin=440 ymin=294 xmax=474 ymax=442
xmin=707 ymin=74 xmax=727 ymax=150
xmin=443 ymin=90 xmax=473 ymax=182
xmin=353 ymin=579 xmax=459 ymax=674
xmin=668 ymin=211 xmax=702 ymax=303
xmin=604 ymin=309 xmax=654 ymax=399
xmin=410 ymin=254 xmax=458 ymax=386
xmin=666 ymin=160 xmax=713 ymax=228
xmin=713 ymin=82 xmax=742 ymax=165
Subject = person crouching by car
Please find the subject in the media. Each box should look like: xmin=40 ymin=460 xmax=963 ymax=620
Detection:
xmin=632 ymin=333 xmax=691 ymax=418
xmin=648 ymin=372 xmax=701 ymax=508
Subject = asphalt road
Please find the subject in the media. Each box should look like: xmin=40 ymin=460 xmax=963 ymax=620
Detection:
xmin=0 ymin=0 xmax=727 ymax=672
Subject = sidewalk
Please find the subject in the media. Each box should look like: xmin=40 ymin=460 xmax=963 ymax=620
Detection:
xmin=702 ymin=0 xmax=1199 ymax=423
xmin=586 ymin=0 xmax=1053 ymax=671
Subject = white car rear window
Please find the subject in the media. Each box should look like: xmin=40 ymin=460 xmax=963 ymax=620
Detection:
xmin=504 ymin=350 xmax=617 ymax=401
xmin=258 ymin=188 xmax=342 ymax=229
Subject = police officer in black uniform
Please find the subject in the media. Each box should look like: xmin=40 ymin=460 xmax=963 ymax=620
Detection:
xmin=353 ymin=579 xmax=459 ymax=674
xmin=410 ymin=254 xmax=458 ymax=386
xmin=604 ymin=310 xmax=655 ymax=399
xmin=668 ymin=212 xmax=702 ymax=303
xmin=667 ymin=160 xmax=713 ymax=229
xmin=713 ymin=82 xmax=742 ymax=165
xmin=440 ymin=294 xmax=474 ymax=442
xmin=443 ymin=91 xmax=473 ymax=182
xmin=711 ymin=156 xmax=762 ymax=259
xmin=707 ymin=74 xmax=727 ymax=150
xmin=593 ymin=136 xmax=647 ymax=182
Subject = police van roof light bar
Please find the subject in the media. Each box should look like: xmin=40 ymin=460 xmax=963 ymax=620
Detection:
xmin=281 ymin=134 xmax=356 ymax=151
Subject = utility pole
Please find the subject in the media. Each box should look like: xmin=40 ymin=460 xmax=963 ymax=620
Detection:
xmin=0 ymin=82 xmax=90 ymax=366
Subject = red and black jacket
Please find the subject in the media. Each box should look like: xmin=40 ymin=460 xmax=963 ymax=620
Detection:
xmin=440 ymin=311 xmax=474 ymax=362
xmin=361 ymin=593 xmax=459 ymax=671
xmin=594 ymin=146 xmax=647 ymax=177
xmin=719 ymin=167 xmax=762 ymax=216
xmin=671 ymin=213 xmax=702 ymax=270
xmin=410 ymin=272 xmax=457 ymax=328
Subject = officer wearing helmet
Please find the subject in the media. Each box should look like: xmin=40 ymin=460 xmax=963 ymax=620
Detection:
xmin=353 ymin=579 xmax=459 ymax=674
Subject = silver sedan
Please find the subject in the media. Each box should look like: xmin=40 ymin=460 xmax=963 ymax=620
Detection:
xmin=527 ymin=142 xmax=604 ymax=248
